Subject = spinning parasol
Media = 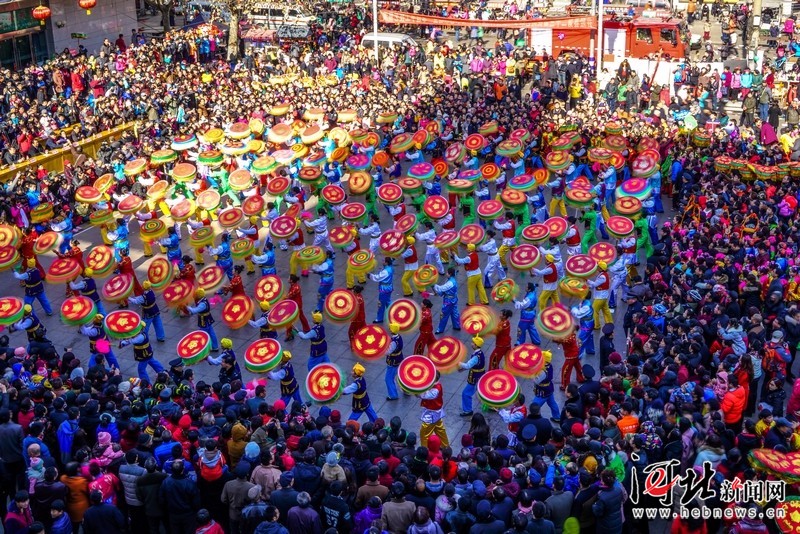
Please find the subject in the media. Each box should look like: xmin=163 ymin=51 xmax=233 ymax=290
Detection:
xmin=387 ymin=299 xmax=420 ymax=333
xmin=197 ymin=265 xmax=227 ymax=293
xmin=306 ymin=363 xmax=344 ymax=403
xmin=352 ymin=325 xmax=391 ymax=361
xmin=254 ymin=275 xmax=284 ymax=304
xmin=505 ymin=344 xmax=544 ymax=378
xmin=427 ymin=336 xmax=466 ymax=373
xmin=222 ymin=295 xmax=255 ymax=330
xmin=60 ymin=296 xmax=96 ymax=326
xmin=324 ymin=289 xmax=357 ymax=323
xmin=103 ymin=309 xmax=143 ymax=339
xmin=460 ymin=305 xmax=498 ymax=336
xmin=397 ymin=355 xmax=437 ymax=394
xmin=244 ymin=338 xmax=283 ymax=373
xmin=267 ymin=299 xmax=299 ymax=328
xmin=477 ymin=369 xmax=520 ymax=408
xmin=177 ymin=331 xmax=212 ymax=365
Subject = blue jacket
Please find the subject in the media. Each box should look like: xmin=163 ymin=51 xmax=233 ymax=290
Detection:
xmin=50 ymin=512 xmax=71 ymax=534
xmin=22 ymin=436 xmax=50 ymax=464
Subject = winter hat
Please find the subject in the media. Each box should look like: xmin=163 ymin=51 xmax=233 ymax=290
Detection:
xmin=326 ymin=452 xmax=339 ymax=467
xmin=244 ymin=442 xmax=260 ymax=459
xmin=473 ymin=480 xmax=486 ymax=498
xmin=247 ymin=485 xmax=262 ymax=501
xmin=499 ymin=468 xmax=513 ymax=482
xmin=233 ymin=461 xmax=251 ymax=477
xmin=97 ymin=432 xmax=112 ymax=446
xmin=571 ymin=423 xmax=585 ymax=438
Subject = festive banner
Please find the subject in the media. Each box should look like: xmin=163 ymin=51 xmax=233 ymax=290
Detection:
xmin=377 ymin=10 xmax=597 ymax=29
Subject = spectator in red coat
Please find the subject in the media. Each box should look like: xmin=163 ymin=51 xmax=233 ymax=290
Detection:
xmin=720 ymin=374 xmax=747 ymax=431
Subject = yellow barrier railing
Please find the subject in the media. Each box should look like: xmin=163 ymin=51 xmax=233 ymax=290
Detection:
xmin=0 ymin=122 xmax=138 ymax=183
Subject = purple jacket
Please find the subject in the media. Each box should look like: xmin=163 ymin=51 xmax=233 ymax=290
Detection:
xmin=354 ymin=505 xmax=382 ymax=534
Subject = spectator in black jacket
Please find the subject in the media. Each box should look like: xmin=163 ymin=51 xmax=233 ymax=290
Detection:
xmin=82 ymin=490 xmax=125 ymax=534
xmin=291 ymin=449 xmax=322 ymax=502
xmin=136 ymin=457 xmax=167 ymax=534
xmin=158 ymin=461 xmax=200 ymax=534
xmin=320 ymin=481 xmax=352 ymax=534
xmin=31 ymin=467 xmax=66 ymax=530
xmin=268 ymin=473 xmax=299 ymax=525
xmin=598 ymin=324 xmax=616 ymax=370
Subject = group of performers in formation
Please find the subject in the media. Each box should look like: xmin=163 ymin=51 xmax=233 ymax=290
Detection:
xmin=6 ymin=121 xmax=652 ymax=441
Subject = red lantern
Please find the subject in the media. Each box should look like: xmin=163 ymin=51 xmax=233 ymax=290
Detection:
xmin=78 ymin=0 xmax=96 ymax=14
xmin=32 ymin=5 xmax=51 ymax=25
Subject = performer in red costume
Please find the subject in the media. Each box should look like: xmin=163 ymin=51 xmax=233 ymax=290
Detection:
xmin=489 ymin=309 xmax=513 ymax=370
xmin=286 ymin=274 xmax=310 ymax=339
xmin=414 ymin=298 xmax=437 ymax=355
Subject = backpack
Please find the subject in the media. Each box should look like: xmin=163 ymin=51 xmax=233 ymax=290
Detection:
xmin=199 ymin=454 xmax=226 ymax=482
xmin=762 ymin=344 xmax=786 ymax=377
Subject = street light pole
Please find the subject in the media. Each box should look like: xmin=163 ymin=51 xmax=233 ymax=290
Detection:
xmin=597 ymin=0 xmax=603 ymax=76
xmin=750 ymin=0 xmax=761 ymax=67
xmin=373 ymin=0 xmax=379 ymax=63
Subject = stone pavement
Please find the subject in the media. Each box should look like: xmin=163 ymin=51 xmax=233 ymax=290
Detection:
xmin=7 ymin=195 xmax=640 ymax=446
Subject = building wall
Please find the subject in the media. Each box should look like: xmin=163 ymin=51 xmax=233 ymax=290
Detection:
xmin=49 ymin=0 xmax=137 ymax=55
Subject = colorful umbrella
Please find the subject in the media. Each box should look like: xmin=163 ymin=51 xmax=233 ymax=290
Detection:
xmin=491 ymin=278 xmax=519 ymax=304
xmin=508 ymin=244 xmax=541 ymax=270
xmin=162 ymin=279 xmax=194 ymax=308
xmin=423 ymin=196 xmax=450 ymax=220
xmin=270 ymin=216 xmax=298 ymax=240
xmin=348 ymin=250 xmax=375 ymax=274
xmin=565 ymin=254 xmax=598 ymax=278
xmin=394 ymin=214 xmax=419 ymax=235
xmin=197 ymin=265 xmax=227 ymax=294
xmin=477 ymin=200 xmax=504 ymax=220
xmin=47 ymin=257 xmax=81 ymax=283
xmin=413 ymin=264 xmax=440 ymax=291
xmin=459 ymin=224 xmax=486 ymax=246
xmin=545 ymin=217 xmax=568 ymax=240
xmin=147 ymin=257 xmax=174 ymax=291
xmin=521 ymin=224 xmax=550 ymax=245
xmin=0 ymin=297 xmax=24 ymax=326
xmin=606 ymin=216 xmax=635 ymax=239
xmin=267 ymin=299 xmax=299 ymax=328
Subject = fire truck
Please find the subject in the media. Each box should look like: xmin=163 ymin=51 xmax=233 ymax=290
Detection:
xmin=528 ymin=14 xmax=687 ymax=60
